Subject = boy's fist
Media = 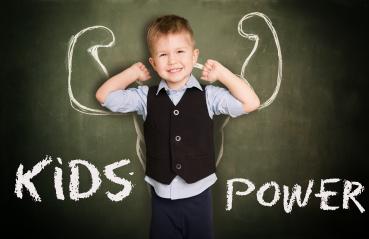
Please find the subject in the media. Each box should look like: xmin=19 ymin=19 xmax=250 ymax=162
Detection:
xmin=131 ymin=62 xmax=151 ymax=81
xmin=200 ymin=59 xmax=225 ymax=82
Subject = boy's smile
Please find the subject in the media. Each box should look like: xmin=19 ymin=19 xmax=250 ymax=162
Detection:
xmin=149 ymin=32 xmax=199 ymax=90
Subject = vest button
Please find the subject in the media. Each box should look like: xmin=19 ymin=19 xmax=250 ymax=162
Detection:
xmin=176 ymin=163 xmax=182 ymax=170
xmin=173 ymin=109 xmax=179 ymax=116
xmin=175 ymin=135 xmax=181 ymax=141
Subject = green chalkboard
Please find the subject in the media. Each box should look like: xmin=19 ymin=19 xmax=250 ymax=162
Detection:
xmin=4 ymin=0 xmax=368 ymax=238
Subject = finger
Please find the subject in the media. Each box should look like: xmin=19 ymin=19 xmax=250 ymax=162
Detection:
xmin=203 ymin=64 xmax=212 ymax=71
xmin=142 ymin=75 xmax=151 ymax=81
xmin=141 ymin=63 xmax=148 ymax=70
xmin=204 ymin=59 xmax=212 ymax=65
xmin=139 ymin=64 xmax=146 ymax=70
xmin=206 ymin=59 xmax=215 ymax=65
xmin=203 ymin=65 xmax=211 ymax=72
xmin=206 ymin=61 xmax=214 ymax=69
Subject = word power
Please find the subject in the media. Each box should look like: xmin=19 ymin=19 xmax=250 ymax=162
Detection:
xmin=14 ymin=155 xmax=134 ymax=202
xmin=226 ymin=178 xmax=365 ymax=213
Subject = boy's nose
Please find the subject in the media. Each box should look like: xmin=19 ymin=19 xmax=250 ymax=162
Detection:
xmin=168 ymin=54 xmax=177 ymax=65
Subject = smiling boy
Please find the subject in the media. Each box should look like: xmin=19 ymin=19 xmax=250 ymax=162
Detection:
xmin=96 ymin=15 xmax=260 ymax=239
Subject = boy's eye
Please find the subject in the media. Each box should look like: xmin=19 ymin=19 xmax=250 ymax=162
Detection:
xmin=177 ymin=50 xmax=184 ymax=53
xmin=159 ymin=53 xmax=167 ymax=57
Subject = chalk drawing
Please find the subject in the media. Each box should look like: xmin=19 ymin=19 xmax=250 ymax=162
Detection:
xmin=69 ymin=160 xmax=102 ymax=201
xmin=66 ymin=12 xmax=283 ymax=177
xmin=54 ymin=157 xmax=65 ymax=200
xmin=67 ymin=25 xmax=115 ymax=115
xmin=15 ymin=155 xmax=53 ymax=202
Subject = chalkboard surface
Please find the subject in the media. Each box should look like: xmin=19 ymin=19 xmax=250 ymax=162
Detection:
xmin=4 ymin=0 xmax=368 ymax=238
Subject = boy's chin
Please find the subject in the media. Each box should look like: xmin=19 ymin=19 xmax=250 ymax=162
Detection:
xmin=169 ymin=79 xmax=188 ymax=86
xmin=162 ymin=75 xmax=190 ymax=83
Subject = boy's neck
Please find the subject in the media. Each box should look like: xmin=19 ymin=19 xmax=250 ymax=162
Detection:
xmin=165 ymin=75 xmax=191 ymax=90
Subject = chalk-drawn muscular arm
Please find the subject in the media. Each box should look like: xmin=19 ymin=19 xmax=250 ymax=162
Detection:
xmin=201 ymin=59 xmax=260 ymax=113
xmin=96 ymin=62 xmax=151 ymax=104
xmin=67 ymin=11 xmax=282 ymax=172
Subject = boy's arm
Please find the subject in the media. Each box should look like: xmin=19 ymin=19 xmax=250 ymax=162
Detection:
xmin=201 ymin=59 xmax=260 ymax=113
xmin=96 ymin=62 xmax=151 ymax=104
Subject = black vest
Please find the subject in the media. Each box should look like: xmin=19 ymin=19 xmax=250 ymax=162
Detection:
xmin=144 ymin=85 xmax=216 ymax=184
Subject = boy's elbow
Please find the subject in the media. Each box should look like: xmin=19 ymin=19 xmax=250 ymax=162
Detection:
xmin=95 ymin=90 xmax=106 ymax=105
xmin=243 ymin=98 xmax=260 ymax=113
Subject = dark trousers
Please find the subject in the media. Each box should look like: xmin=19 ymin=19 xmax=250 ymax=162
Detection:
xmin=150 ymin=187 xmax=214 ymax=239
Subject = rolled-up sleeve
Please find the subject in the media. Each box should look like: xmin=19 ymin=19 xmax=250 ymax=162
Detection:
xmin=102 ymin=85 xmax=148 ymax=118
xmin=205 ymin=85 xmax=247 ymax=119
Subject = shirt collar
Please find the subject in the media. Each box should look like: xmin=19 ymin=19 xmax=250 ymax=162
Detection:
xmin=156 ymin=74 xmax=203 ymax=95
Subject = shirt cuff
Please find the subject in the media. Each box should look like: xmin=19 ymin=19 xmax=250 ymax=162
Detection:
xmin=228 ymin=97 xmax=248 ymax=117
xmin=101 ymin=90 xmax=123 ymax=111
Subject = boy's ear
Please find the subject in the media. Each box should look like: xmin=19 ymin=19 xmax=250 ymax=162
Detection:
xmin=192 ymin=48 xmax=199 ymax=65
xmin=149 ymin=57 xmax=156 ymax=69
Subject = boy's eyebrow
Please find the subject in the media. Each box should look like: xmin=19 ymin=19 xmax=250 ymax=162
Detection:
xmin=156 ymin=46 xmax=189 ymax=54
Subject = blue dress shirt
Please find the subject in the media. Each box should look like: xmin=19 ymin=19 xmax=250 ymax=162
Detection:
xmin=103 ymin=74 xmax=247 ymax=199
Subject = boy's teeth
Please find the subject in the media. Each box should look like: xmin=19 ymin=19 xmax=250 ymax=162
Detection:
xmin=169 ymin=68 xmax=181 ymax=73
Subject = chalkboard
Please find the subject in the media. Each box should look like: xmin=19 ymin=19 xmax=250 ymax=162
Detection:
xmin=4 ymin=0 xmax=368 ymax=238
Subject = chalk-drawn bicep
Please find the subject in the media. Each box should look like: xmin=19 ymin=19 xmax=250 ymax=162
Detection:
xmin=238 ymin=12 xmax=283 ymax=110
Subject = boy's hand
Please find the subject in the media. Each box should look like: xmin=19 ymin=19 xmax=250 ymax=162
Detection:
xmin=200 ymin=59 xmax=261 ymax=113
xmin=200 ymin=59 xmax=225 ymax=82
xmin=131 ymin=62 xmax=151 ymax=82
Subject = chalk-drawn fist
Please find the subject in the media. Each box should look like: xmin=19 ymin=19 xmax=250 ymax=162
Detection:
xmin=200 ymin=59 xmax=225 ymax=82
xmin=131 ymin=62 xmax=151 ymax=82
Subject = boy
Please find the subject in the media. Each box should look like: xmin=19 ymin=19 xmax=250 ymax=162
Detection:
xmin=96 ymin=15 xmax=260 ymax=239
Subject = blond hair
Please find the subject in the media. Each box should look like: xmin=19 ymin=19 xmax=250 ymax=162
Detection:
xmin=147 ymin=15 xmax=195 ymax=55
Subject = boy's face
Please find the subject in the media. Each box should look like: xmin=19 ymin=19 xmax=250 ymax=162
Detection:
xmin=149 ymin=32 xmax=199 ymax=90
